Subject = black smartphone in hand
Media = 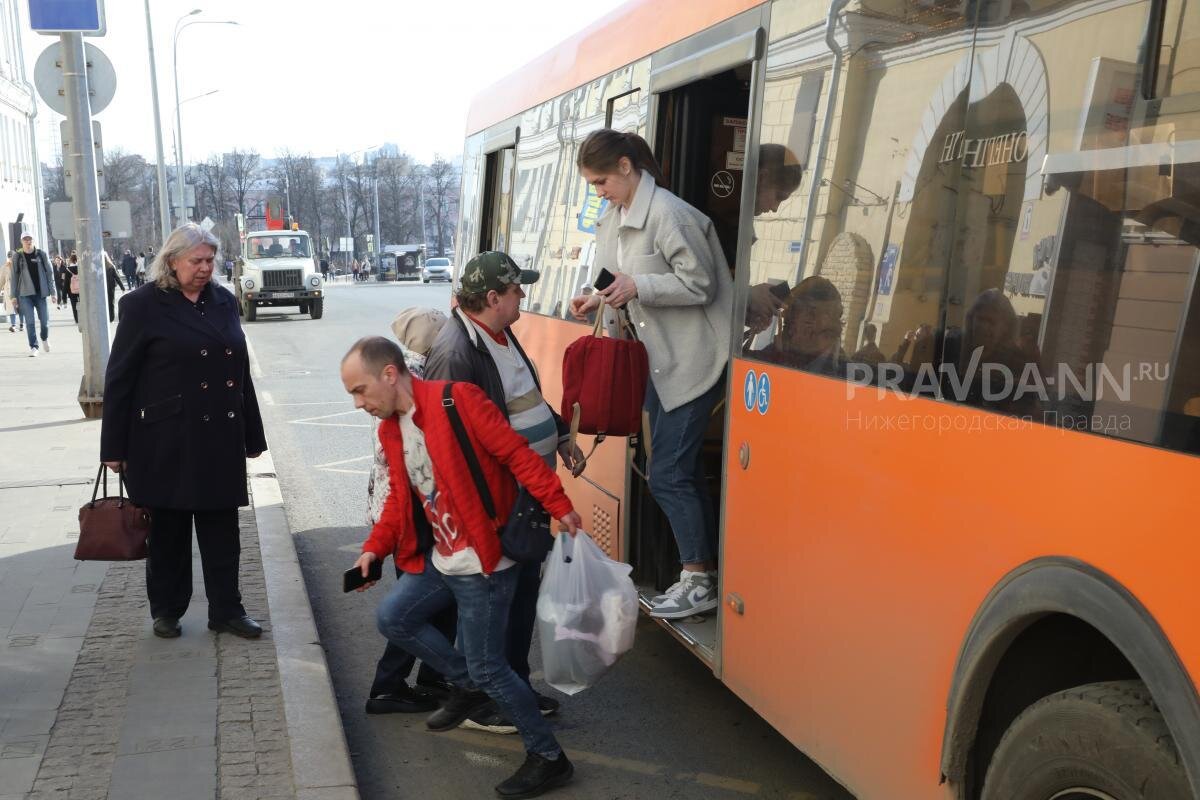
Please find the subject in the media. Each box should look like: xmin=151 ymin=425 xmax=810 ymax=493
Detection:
xmin=769 ymin=280 xmax=791 ymax=300
xmin=594 ymin=268 xmax=616 ymax=291
xmin=343 ymin=559 xmax=383 ymax=593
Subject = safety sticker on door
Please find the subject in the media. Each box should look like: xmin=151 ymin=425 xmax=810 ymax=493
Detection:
xmin=744 ymin=369 xmax=771 ymax=415
xmin=756 ymin=372 xmax=771 ymax=415
xmin=743 ymin=369 xmax=757 ymax=412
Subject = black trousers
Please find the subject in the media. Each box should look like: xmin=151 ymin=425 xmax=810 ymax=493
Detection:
xmin=147 ymin=507 xmax=245 ymax=622
xmin=68 ymin=293 xmax=78 ymax=322
xmin=370 ymin=566 xmax=457 ymax=696
xmin=368 ymin=558 xmax=542 ymax=696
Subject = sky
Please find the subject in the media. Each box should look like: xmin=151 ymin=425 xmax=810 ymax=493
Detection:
xmin=19 ymin=0 xmax=630 ymax=165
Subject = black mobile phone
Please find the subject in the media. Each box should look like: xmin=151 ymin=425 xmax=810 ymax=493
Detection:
xmin=343 ymin=559 xmax=384 ymax=593
xmin=769 ymin=280 xmax=791 ymax=300
xmin=594 ymin=268 xmax=616 ymax=291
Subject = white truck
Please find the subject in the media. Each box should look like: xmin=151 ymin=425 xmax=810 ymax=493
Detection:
xmin=233 ymin=229 xmax=325 ymax=321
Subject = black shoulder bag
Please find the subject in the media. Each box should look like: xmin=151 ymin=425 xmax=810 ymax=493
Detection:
xmin=441 ymin=383 xmax=554 ymax=564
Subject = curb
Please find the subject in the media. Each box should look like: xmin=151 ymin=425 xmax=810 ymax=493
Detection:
xmin=250 ymin=451 xmax=360 ymax=800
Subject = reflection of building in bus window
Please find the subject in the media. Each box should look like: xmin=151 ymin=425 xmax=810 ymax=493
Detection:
xmin=960 ymin=288 xmax=1042 ymax=416
xmin=755 ymin=276 xmax=847 ymax=377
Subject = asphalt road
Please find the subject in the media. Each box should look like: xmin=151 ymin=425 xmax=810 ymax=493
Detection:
xmin=243 ymin=279 xmax=854 ymax=800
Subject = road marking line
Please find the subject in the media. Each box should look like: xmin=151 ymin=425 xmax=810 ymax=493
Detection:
xmin=318 ymin=468 xmax=370 ymax=475
xmin=270 ymin=401 xmax=348 ymax=407
xmin=262 ymin=391 xmax=274 ymax=406
xmin=291 ymin=422 xmax=370 ymax=429
xmin=313 ymin=455 xmax=373 ymax=469
xmin=694 ymin=773 xmax=760 ymax=794
xmin=246 ymin=335 xmax=264 ymax=379
xmin=291 ymin=410 xmax=360 ymax=423
xmin=463 ymin=751 xmax=505 ymax=768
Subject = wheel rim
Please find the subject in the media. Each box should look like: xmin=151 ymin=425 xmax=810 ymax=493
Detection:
xmin=1048 ymin=790 xmax=1120 ymax=800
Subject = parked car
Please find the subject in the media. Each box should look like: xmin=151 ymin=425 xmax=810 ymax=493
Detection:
xmin=422 ymin=257 xmax=452 ymax=283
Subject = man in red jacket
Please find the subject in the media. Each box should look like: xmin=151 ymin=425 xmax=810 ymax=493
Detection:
xmin=343 ymin=336 xmax=581 ymax=799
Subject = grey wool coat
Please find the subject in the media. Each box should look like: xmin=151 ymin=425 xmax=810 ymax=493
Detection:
xmin=594 ymin=169 xmax=732 ymax=412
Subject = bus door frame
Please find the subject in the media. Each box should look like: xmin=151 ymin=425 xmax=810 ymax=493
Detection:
xmin=637 ymin=3 xmax=771 ymax=673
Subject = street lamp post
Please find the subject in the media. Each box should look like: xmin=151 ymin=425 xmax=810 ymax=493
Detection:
xmin=173 ymin=15 xmax=237 ymax=226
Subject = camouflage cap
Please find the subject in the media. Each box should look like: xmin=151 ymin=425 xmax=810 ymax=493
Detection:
xmin=459 ymin=251 xmax=539 ymax=295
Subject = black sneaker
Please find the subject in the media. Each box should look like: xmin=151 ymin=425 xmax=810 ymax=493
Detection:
xmin=426 ymin=687 xmax=492 ymax=732
xmin=365 ymin=685 xmax=439 ymax=715
xmin=461 ymin=702 xmax=517 ymax=735
xmin=415 ymin=676 xmax=454 ymax=701
xmin=495 ymin=751 xmax=573 ymax=799
xmin=535 ymin=693 xmax=559 ymax=717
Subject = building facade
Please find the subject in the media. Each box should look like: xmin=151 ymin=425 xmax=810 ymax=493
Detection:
xmin=0 ymin=0 xmax=42 ymax=249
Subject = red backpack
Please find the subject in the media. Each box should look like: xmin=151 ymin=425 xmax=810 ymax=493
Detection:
xmin=561 ymin=302 xmax=649 ymax=441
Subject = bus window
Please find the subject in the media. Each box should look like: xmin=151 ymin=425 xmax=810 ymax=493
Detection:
xmin=1152 ymin=0 xmax=1200 ymax=97
xmin=479 ymin=146 xmax=515 ymax=254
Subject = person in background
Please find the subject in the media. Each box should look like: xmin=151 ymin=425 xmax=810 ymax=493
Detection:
xmin=136 ymin=252 xmax=147 ymax=287
xmin=363 ymin=307 xmax=457 ymax=715
xmin=100 ymin=223 xmax=267 ymax=640
xmin=66 ymin=252 xmax=80 ymax=324
xmin=425 ymin=250 xmax=584 ymax=732
xmin=569 ymin=129 xmax=732 ymax=619
xmin=52 ymin=254 xmax=68 ymax=309
xmin=0 ymin=252 xmax=20 ymax=332
xmin=121 ymin=249 xmax=138 ymax=289
xmin=12 ymin=233 xmax=56 ymax=357
xmin=343 ymin=336 xmax=580 ymax=799
xmin=104 ymin=251 xmax=126 ymax=323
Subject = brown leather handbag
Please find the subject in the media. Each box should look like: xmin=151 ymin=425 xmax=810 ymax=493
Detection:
xmin=76 ymin=466 xmax=151 ymax=561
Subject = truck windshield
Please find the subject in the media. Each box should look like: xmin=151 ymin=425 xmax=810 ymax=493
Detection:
xmin=248 ymin=235 xmax=311 ymax=259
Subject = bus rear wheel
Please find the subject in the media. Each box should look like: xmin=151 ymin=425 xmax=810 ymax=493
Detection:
xmin=981 ymin=680 xmax=1190 ymax=800
xmin=244 ymin=301 xmax=256 ymax=322
xmin=310 ymin=299 xmax=323 ymax=320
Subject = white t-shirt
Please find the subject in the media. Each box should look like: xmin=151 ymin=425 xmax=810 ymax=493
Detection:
xmin=469 ymin=320 xmax=558 ymax=459
xmin=398 ymin=403 xmax=513 ymax=576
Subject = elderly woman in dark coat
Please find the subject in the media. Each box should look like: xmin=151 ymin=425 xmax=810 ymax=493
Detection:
xmin=100 ymin=223 xmax=268 ymax=639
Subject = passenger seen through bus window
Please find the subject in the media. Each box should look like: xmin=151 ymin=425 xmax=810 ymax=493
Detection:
xmin=568 ymin=129 xmax=733 ymax=621
xmin=753 ymin=276 xmax=848 ymax=377
xmin=746 ymin=145 xmax=805 ymax=335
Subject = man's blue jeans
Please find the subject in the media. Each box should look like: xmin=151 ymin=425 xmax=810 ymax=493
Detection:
xmin=18 ymin=295 xmax=49 ymax=350
xmin=376 ymin=559 xmax=561 ymax=759
xmin=644 ymin=374 xmax=725 ymax=565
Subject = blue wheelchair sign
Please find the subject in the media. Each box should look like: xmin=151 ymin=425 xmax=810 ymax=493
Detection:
xmin=756 ymin=372 xmax=771 ymax=415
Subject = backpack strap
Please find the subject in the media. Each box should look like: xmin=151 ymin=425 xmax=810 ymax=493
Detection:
xmin=440 ymin=383 xmax=497 ymax=520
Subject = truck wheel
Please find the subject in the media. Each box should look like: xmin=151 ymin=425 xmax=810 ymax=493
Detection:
xmin=310 ymin=299 xmax=323 ymax=320
xmin=981 ymin=680 xmax=1190 ymax=800
xmin=244 ymin=301 xmax=256 ymax=322
xmin=299 ymin=302 xmax=309 ymax=314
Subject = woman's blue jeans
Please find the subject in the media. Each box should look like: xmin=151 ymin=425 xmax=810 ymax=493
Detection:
xmin=376 ymin=558 xmax=561 ymax=759
xmin=644 ymin=375 xmax=725 ymax=565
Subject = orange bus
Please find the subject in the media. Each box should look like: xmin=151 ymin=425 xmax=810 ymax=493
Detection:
xmin=455 ymin=0 xmax=1200 ymax=797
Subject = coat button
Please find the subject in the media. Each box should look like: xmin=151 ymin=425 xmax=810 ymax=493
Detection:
xmin=225 ymin=348 xmax=232 ymax=356
xmin=227 ymin=411 xmax=236 ymax=419
xmin=200 ymin=381 xmax=208 ymax=390
xmin=200 ymin=349 xmax=208 ymax=357
xmin=226 ymin=380 xmax=234 ymax=388
xmin=202 ymin=414 xmax=210 ymax=422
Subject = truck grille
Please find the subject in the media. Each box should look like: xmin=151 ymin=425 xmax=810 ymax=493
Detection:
xmin=263 ymin=269 xmax=302 ymax=290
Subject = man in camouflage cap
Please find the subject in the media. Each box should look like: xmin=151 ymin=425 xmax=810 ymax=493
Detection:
xmin=458 ymin=250 xmax=540 ymax=295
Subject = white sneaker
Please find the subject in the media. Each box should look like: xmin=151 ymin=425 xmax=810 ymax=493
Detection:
xmin=649 ymin=570 xmax=718 ymax=619
xmin=28 ymin=347 xmax=38 ymax=357
xmin=41 ymin=339 xmax=49 ymax=353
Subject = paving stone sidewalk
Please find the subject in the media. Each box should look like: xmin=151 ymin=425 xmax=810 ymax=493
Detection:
xmin=0 ymin=304 xmax=328 ymax=800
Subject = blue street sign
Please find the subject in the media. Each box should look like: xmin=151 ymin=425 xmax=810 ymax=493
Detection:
xmin=28 ymin=0 xmax=105 ymax=35
xmin=743 ymin=369 xmax=757 ymax=412
xmin=756 ymin=372 xmax=771 ymax=415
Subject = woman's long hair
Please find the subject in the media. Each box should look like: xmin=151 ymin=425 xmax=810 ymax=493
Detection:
xmin=576 ymin=129 xmax=667 ymax=187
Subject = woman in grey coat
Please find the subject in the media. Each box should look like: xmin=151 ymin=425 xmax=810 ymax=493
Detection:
xmin=569 ymin=129 xmax=732 ymax=620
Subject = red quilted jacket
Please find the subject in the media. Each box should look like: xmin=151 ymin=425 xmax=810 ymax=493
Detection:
xmin=362 ymin=378 xmax=575 ymax=575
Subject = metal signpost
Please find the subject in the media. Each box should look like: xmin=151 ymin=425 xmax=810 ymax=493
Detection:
xmin=31 ymin=0 xmax=112 ymax=416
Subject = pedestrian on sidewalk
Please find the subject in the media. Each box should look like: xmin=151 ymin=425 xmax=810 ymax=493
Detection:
xmin=100 ymin=223 xmax=268 ymax=641
xmin=363 ymin=307 xmax=456 ymax=715
xmin=65 ymin=252 xmax=80 ymax=325
xmin=103 ymin=252 xmax=126 ymax=323
xmin=52 ymin=254 xmax=68 ymax=309
xmin=12 ymin=233 xmax=55 ymax=357
xmin=120 ymin=249 xmax=138 ymax=289
xmin=0 ymin=252 xmax=20 ymax=332
xmin=135 ymin=251 xmax=147 ymax=287
xmin=425 ymin=251 xmax=586 ymax=732
xmin=343 ymin=336 xmax=580 ymax=800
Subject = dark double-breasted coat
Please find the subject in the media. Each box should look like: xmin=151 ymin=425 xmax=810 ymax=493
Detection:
xmin=100 ymin=282 xmax=267 ymax=510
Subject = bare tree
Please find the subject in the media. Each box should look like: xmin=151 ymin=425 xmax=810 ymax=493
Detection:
xmin=424 ymin=157 xmax=460 ymax=257
xmin=225 ymin=148 xmax=261 ymax=216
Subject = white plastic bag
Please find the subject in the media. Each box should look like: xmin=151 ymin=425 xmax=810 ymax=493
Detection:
xmin=536 ymin=531 xmax=638 ymax=695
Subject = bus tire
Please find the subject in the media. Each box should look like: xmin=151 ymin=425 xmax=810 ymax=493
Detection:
xmin=244 ymin=301 xmax=256 ymax=322
xmin=981 ymin=680 xmax=1190 ymax=800
xmin=310 ymin=299 xmax=323 ymax=320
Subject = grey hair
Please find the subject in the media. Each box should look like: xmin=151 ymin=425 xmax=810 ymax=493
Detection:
xmin=151 ymin=223 xmax=220 ymax=290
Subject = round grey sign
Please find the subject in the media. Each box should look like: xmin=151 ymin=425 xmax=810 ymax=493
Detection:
xmin=711 ymin=170 xmax=735 ymax=198
xmin=34 ymin=42 xmax=117 ymax=116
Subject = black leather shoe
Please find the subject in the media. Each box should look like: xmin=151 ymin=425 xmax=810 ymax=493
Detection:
xmin=426 ymin=687 xmax=492 ymax=732
xmin=495 ymin=751 xmax=573 ymax=799
xmin=207 ymin=615 xmax=262 ymax=639
xmin=415 ymin=676 xmax=454 ymax=701
xmin=535 ymin=693 xmax=559 ymax=717
xmin=152 ymin=617 xmax=181 ymax=638
xmin=365 ymin=685 xmax=439 ymax=715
